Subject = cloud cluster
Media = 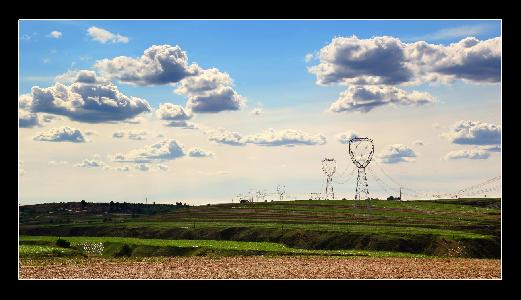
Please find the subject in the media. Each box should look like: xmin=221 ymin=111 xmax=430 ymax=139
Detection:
xmin=309 ymin=35 xmax=500 ymax=113
xmin=205 ymin=128 xmax=327 ymax=147
xmin=95 ymin=45 xmax=199 ymax=85
xmin=309 ymin=35 xmax=501 ymax=86
xmin=329 ymin=85 xmax=435 ymax=113
xmin=95 ymin=46 xmax=245 ymax=114
xmin=444 ymin=149 xmax=490 ymax=160
xmin=206 ymin=128 xmax=247 ymax=146
xmin=112 ymin=130 xmax=148 ymax=140
xmin=245 ymin=129 xmax=327 ymax=147
xmin=33 ymin=126 xmax=88 ymax=143
xmin=87 ymin=27 xmax=128 ymax=44
xmin=336 ymin=130 xmax=361 ymax=144
xmin=74 ymin=159 xmax=106 ymax=168
xmin=23 ymin=70 xmax=151 ymax=123
xmin=443 ymin=120 xmax=501 ymax=145
xmin=111 ymin=139 xmax=214 ymax=167
xmin=112 ymin=139 xmax=186 ymax=163
xmin=178 ymin=68 xmax=245 ymax=113
xmin=377 ymin=144 xmax=417 ymax=164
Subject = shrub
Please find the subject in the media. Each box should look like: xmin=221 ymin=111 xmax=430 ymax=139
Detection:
xmin=115 ymin=244 xmax=132 ymax=257
xmin=56 ymin=238 xmax=71 ymax=248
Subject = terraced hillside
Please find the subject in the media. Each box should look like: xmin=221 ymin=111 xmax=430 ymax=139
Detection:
xmin=19 ymin=198 xmax=501 ymax=258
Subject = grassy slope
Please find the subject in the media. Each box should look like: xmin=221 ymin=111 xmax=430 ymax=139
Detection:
xmin=19 ymin=236 xmax=427 ymax=258
xmin=19 ymin=198 xmax=500 ymax=258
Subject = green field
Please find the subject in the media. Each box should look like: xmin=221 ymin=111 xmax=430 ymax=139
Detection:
xmin=19 ymin=198 xmax=501 ymax=258
xmin=19 ymin=235 xmax=427 ymax=258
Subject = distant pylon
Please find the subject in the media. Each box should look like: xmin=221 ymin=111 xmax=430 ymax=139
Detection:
xmin=322 ymin=158 xmax=336 ymax=200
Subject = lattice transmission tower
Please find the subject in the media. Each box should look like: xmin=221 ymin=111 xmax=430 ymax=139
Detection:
xmin=348 ymin=137 xmax=375 ymax=204
xmin=276 ymin=185 xmax=285 ymax=201
xmin=322 ymin=158 xmax=337 ymax=200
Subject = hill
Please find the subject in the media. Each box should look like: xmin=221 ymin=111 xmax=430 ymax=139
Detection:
xmin=19 ymin=198 xmax=501 ymax=258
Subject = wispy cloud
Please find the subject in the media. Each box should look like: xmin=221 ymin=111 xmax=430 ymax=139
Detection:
xmin=406 ymin=24 xmax=496 ymax=41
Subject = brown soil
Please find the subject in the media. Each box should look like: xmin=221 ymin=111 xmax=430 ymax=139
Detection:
xmin=19 ymin=256 xmax=500 ymax=279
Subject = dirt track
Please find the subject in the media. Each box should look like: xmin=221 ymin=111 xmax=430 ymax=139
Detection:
xmin=19 ymin=256 xmax=500 ymax=279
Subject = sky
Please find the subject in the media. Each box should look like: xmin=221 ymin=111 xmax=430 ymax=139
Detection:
xmin=18 ymin=20 xmax=502 ymax=205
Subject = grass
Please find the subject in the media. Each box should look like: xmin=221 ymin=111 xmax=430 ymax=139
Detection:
xmin=19 ymin=235 xmax=428 ymax=258
xmin=19 ymin=244 xmax=79 ymax=258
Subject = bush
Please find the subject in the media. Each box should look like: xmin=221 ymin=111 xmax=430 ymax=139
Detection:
xmin=115 ymin=244 xmax=132 ymax=257
xmin=56 ymin=238 xmax=71 ymax=248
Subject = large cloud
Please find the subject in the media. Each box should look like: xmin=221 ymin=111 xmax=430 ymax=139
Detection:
xmin=309 ymin=35 xmax=501 ymax=86
xmin=329 ymin=85 xmax=435 ymax=113
xmin=24 ymin=70 xmax=151 ymax=123
xmin=377 ymin=144 xmax=417 ymax=163
xmin=33 ymin=126 xmax=88 ymax=143
xmin=178 ymin=69 xmax=245 ymax=113
xmin=443 ymin=120 xmax=501 ymax=145
xmin=245 ymin=129 xmax=327 ymax=147
xmin=420 ymin=37 xmax=501 ymax=83
xmin=444 ymin=149 xmax=490 ymax=160
xmin=95 ymin=45 xmax=199 ymax=85
xmin=309 ymin=36 xmax=413 ymax=85
xmin=111 ymin=139 xmax=186 ymax=163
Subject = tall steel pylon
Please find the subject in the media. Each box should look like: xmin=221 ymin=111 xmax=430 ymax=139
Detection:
xmin=322 ymin=158 xmax=336 ymax=200
xmin=348 ymin=137 xmax=375 ymax=206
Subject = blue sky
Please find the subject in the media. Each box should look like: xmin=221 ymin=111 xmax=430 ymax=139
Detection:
xmin=19 ymin=20 xmax=501 ymax=204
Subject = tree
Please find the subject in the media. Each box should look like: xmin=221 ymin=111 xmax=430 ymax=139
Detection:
xmin=80 ymin=200 xmax=87 ymax=207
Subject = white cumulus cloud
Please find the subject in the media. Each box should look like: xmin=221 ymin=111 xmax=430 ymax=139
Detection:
xmin=443 ymin=120 xmax=501 ymax=145
xmin=25 ymin=70 xmax=151 ymax=123
xmin=187 ymin=147 xmax=215 ymax=158
xmin=95 ymin=45 xmax=199 ymax=85
xmin=87 ymin=27 xmax=128 ymax=44
xmin=74 ymin=159 xmax=106 ymax=168
xmin=245 ymin=129 xmax=327 ymax=147
xmin=444 ymin=149 xmax=490 ymax=160
xmin=377 ymin=144 xmax=417 ymax=164
xmin=48 ymin=31 xmax=62 ymax=38
xmin=33 ymin=126 xmax=88 ymax=143
xmin=329 ymin=85 xmax=435 ymax=113
xmin=111 ymin=139 xmax=186 ymax=163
